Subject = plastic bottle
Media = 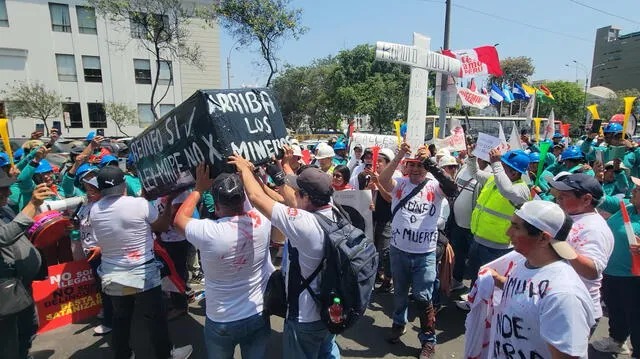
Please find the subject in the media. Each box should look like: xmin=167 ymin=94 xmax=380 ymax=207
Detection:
xmin=328 ymin=297 xmax=343 ymax=324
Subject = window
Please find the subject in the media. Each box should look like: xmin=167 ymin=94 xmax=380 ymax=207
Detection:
xmin=49 ymin=3 xmax=71 ymax=32
xmin=55 ymin=54 xmax=77 ymax=82
xmin=137 ymin=104 xmax=154 ymax=127
xmin=158 ymin=61 xmax=172 ymax=86
xmin=129 ymin=13 xmax=146 ymax=39
xmin=88 ymin=103 xmax=107 ymax=128
xmin=133 ymin=59 xmax=151 ymax=84
xmin=129 ymin=12 xmax=169 ymax=40
xmin=0 ymin=0 xmax=8 ymax=27
xmin=63 ymin=103 xmax=83 ymax=128
xmin=76 ymin=6 xmax=97 ymax=34
xmin=160 ymin=104 xmax=174 ymax=117
xmin=82 ymin=56 xmax=102 ymax=82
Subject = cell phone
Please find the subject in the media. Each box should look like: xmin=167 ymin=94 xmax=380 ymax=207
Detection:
xmin=33 ymin=173 xmax=45 ymax=184
xmin=365 ymin=163 xmax=372 ymax=169
xmin=97 ymin=129 xmax=105 ymax=136
xmin=591 ymin=120 xmax=602 ymax=134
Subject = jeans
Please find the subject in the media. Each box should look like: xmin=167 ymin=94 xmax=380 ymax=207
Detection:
xmin=466 ymin=241 xmax=512 ymax=282
xmin=110 ymin=285 xmax=172 ymax=359
xmin=601 ymin=274 xmax=640 ymax=357
xmin=390 ymin=246 xmax=437 ymax=345
xmin=159 ymin=240 xmax=189 ymax=309
xmin=89 ymin=257 xmax=112 ymax=328
xmin=374 ymin=221 xmax=392 ymax=278
xmin=204 ymin=314 xmax=270 ymax=359
xmin=0 ymin=304 xmax=38 ymax=359
xmin=450 ymin=222 xmax=474 ymax=282
xmin=283 ymin=319 xmax=341 ymax=359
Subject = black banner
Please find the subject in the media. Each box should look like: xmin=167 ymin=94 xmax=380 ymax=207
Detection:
xmin=129 ymin=88 xmax=289 ymax=199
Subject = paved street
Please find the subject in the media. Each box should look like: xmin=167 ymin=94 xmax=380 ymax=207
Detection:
xmin=30 ymin=285 xmax=626 ymax=359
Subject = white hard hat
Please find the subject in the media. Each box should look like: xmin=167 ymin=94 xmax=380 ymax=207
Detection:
xmin=436 ymin=148 xmax=450 ymax=157
xmin=315 ymin=143 xmax=335 ymax=159
xmin=292 ymin=145 xmax=302 ymax=157
xmin=378 ymin=148 xmax=395 ymax=162
xmin=289 ymin=138 xmax=299 ymax=145
xmin=438 ymin=155 xmax=458 ymax=168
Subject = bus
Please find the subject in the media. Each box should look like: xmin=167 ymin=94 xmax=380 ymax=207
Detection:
xmin=425 ymin=115 xmax=528 ymax=141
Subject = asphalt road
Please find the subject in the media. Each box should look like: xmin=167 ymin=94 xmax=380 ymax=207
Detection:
xmin=30 ymin=285 xmax=627 ymax=359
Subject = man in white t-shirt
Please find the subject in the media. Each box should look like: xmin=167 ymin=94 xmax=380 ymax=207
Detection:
xmin=548 ymin=173 xmax=614 ymax=324
xmin=173 ymin=166 xmax=273 ymax=359
xmin=378 ymin=142 xmax=458 ymax=359
xmin=228 ymin=154 xmax=341 ymax=359
xmin=89 ymin=166 xmax=193 ymax=359
xmin=487 ymin=200 xmax=595 ymax=359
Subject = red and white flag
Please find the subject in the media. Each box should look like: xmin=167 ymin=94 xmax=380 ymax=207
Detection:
xmin=443 ymin=46 xmax=503 ymax=78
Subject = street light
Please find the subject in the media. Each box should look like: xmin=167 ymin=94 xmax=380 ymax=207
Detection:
xmin=226 ymin=40 xmax=242 ymax=89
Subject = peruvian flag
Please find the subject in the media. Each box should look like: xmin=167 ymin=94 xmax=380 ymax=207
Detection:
xmin=442 ymin=46 xmax=503 ymax=78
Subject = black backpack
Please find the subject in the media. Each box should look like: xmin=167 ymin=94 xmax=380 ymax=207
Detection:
xmin=308 ymin=206 xmax=378 ymax=334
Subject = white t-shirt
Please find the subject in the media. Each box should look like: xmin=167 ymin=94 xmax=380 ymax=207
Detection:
xmin=77 ymin=201 xmax=97 ymax=250
xmin=185 ymin=209 xmax=273 ymax=323
xmin=155 ymin=191 xmax=190 ymax=242
xmin=492 ymin=258 xmax=595 ymax=359
xmin=90 ymin=196 xmax=158 ymax=266
xmin=271 ymin=202 xmax=329 ymax=323
xmin=453 ymin=164 xmax=478 ymax=229
xmin=390 ymin=177 xmax=445 ymax=254
xmin=567 ymin=211 xmax=614 ymax=318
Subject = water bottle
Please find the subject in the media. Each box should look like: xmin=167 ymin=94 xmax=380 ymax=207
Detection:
xmin=328 ymin=297 xmax=343 ymax=324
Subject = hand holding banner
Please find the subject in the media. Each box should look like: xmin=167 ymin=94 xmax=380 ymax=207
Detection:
xmin=472 ymin=133 xmax=501 ymax=162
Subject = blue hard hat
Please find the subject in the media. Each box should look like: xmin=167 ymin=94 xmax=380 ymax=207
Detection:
xmin=126 ymin=153 xmax=135 ymax=166
xmin=35 ymin=160 xmax=53 ymax=174
xmin=552 ymin=132 xmax=563 ymax=139
xmin=99 ymin=154 xmax=118 ymax=167
xmin=528 ymin=152 xmax=540 ymax=163
xmin=13 ymin=148 xmax=24 ymax=161
xmin=603 ymin=123 xmax=623 ymax=134
xmin=86 ymin=131 xmax=96 ymax=141
xmin=0 ymin=152 xmax=10 ymax=167
xmin=333 ymin=142 xmax=346 ymax=150
xmin=560 ymin=146 xmax=584 ymax=161
xmin=77 ymin=163 xmax=98 ymax=179
xmin=501 ymin=150 xmax=530 ymax=174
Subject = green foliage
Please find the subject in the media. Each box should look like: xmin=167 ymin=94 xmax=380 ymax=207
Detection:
xmin=1 ymin=81 xmax=62 ymax=135
xmin=536 ymin=81 xmax=586 ymax=133
xmin=599 ymin=88 xmax=640 ymax=121
xmin=105 ymin=102 xmax=137 ymax=136
xmin=208 ymin=0 xmax=307 ymax=86
xmin=491 ymin=56 xmax=535 ymax=86
xmin=89 ymin=0 xmax=202 ymax=120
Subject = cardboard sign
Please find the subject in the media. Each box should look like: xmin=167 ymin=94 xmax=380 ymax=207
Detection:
xmin=472 ymin=132 xmax=501 ymax=162
xmin=332 ymin=190 xmax=374 ymax=242
xmin=129 ymin=88 xmax=289 ymax=199
xmin=350 ymin=133 xmax=398 ymax=151
xmin=32 ymin=260 xmax=102 ymax=334
xmin=433 ymin=126 xmax=466 ymax=151
xmin=456 ymin=87 xmax=490 ymax=109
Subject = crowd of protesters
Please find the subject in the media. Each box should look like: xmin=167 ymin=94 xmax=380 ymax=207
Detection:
xmin=0 ymin=121 xmax=639 ymax=359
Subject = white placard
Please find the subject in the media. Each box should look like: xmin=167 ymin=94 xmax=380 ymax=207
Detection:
xmin=472 ymin=132 xmax=501 ymax=162
xmin=350 ymin=132 xmax=398 ymax=151
xmin=332 ymin=190 xmax=374 ymax=242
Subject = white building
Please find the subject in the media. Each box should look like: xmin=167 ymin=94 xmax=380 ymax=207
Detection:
xmin=0 ymin=0 xmax=221 ymax=138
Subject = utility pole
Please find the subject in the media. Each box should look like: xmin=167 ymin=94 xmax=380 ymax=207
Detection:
xmin=437 ymin=0 xmax=452 ymax=139
xmin=226 ymin=57 xmax=231 ymax=89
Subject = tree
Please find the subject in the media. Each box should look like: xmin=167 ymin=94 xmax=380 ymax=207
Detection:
xmin=1 ymin=81 xmax=61 ymax=135
xmin=89 ymin=0 xmax=202 ymax=120
xmin=536 ymin=81 xmax=585 ymax=135
xmin=208 ymin=0 xmax=307 ymax=86
xmin=599 ymin=88 xmax=640 ymax=122
xmin=491 ymin=56 xmax=535 ymax=86
xmin=105 ymin=102 xmax=137 ymax=137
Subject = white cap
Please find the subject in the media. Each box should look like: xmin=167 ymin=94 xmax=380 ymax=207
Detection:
xmin=378 ymin=148 xmax=395 ymax=162
xmin=315 ymin=143 xmax=335 ymax=159
xmin=289 ymin=138 xmax=299 ymax=146
xmin=292 ymin=145 xmax=302 ymax=157
xmin=514 ymin=200 xmax=576 ymax=260
xmin=438 ymin=155 xmax=458 ymax=168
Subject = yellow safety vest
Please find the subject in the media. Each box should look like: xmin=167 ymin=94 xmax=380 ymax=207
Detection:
xmin=470 ymin=176 xmax=525 ymax=245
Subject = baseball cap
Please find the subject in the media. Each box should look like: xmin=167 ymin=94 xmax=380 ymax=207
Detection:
xmin=378 ymin=148 xmax=395 ymax=162
xmin=212 ymin=173 xmax=245 ymax=205
xmin=285 ymin=166 xmax=333 ymax=201
xmin=0 ymin=168 xmax=16 ymax=188
xmin=96 ymin=166 xmax=126 ymax=197
xmin=548 ymin=173 xmax=604 ymax=200
xmin=514 ymin=200 xmax=576 ymax=260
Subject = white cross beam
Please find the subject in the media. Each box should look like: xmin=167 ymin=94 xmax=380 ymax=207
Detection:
xmin=375 ymin=33 xmax=461 ymax=153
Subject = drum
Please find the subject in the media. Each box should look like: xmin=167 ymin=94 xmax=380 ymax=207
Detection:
xmin=26 ymin=210 xmax=72 ymax=249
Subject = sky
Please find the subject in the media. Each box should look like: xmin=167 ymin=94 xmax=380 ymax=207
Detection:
xmin=218 ymin=0 xmax=640 ymax=89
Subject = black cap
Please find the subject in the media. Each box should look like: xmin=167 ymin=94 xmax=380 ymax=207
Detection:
xmin=285 ymin=167 xmax=333 ymax=200
xmin=70 ymin=144 xmax=86 ymax=155
xmin=548 ymin=173 xmax=603 ymax=200
xmin=0 ymin=170 xmax=16 ymax=188
xmin=97 ymin=166 xmax=126 ymax=196
xmin=212 ymin=173 xmax=244 ymax=205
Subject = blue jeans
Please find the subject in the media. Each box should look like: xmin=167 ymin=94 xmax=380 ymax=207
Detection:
xmin=466 ymin=241 xmax=513 ymax=282
xmin=283 ymin=319 xmax=340 ymax=359
xmin=390 ymin=246 xmax=437 ymax=344
xmin=204 ymin=314 xmax=270 ymax=359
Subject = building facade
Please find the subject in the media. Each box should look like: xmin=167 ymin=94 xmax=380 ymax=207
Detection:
xmin=591 ymin=26 xmax=640 ymax=91
xmin=0 ymin=0 xmax=221 ymax=138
